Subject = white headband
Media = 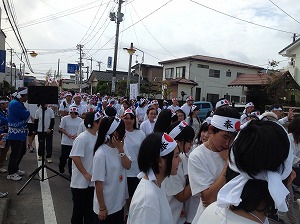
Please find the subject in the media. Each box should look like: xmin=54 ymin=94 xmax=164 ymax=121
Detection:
xmin=16 ymin=88 xmax=28 ymax=99
xmin=160 ymin=133 xmax=177 ymax=157
xmin=137 ymin=133 xmax=177 ymax=182
xmin=94 ymin=111 xmax=102 ymax=121
xmin=168 ymin=121 xmax=188 ymax=139
xmin=105 ymin=116 xmax=121 ymax=141
xmin=272 ymin=107 xmax=283 ymax=111
xmin=0 ymin=100 xmax=8 ymax=103
xmin=217 ymin=141 xmax=293 ymax=212
xmin=211 ymin=115 xmax=240 ymax=132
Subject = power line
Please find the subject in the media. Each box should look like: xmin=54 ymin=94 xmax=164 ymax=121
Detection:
xmin=130 ymin=2 xmax=177 ymax=58
xmin=79 ymin=0 xmax=106 ymax=44
xmin=267 ymin=0 xmax=300 ymax=25
xmin=2 ymin=0 xmax=109 ymax=31
xmin=190 ymin=0 xmax=300 ymax=35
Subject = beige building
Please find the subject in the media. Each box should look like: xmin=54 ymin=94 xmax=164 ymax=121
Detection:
xmin=159 ymin=55 xmax=263 ymax=104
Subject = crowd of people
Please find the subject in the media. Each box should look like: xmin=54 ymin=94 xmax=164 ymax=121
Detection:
xmin=0 ymin=87 xmax=300 ymax=224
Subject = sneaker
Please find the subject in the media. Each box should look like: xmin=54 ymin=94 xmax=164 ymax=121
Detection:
xmin=0 ymin=168 xmax=7 ymax=173
xmin=29 ymin=147 xmax=35 ymax=153
xmin=17 ymin=170 xmax=25 ymax=176
xmin=47 ymin=158 xmax=52 ymax=163
xmin=268 ymin=214 xmax=285 ymax=223
xmin=7 ymin=173 xmax=22 ymax=181
xmin=38 ymin=156 xmax=42 ymax=161
xmin=0 ymin=192 xmax=8 ymax=198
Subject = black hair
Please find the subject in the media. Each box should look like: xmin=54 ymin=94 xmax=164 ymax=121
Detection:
xmin=138 ymin=132 xmax=174 ymax=177
xmin=175 ymin=109 xmax=186 ymax=120
xmin=104 ymin=106 xmax=117 ymax=117
xmin=195 ymin=122 xmax=210 ymax=144
xmin=211 ymin=106 xmax=240 ymax=134
xmin=288 ymin=117 xmax=300 ymax=144
xmin=94 ymin=116 xmax=125 ymax=153
xmin=154 ymin=109 xmax=173 ymax=133
xmin=166 ymin=121 xmax=195 ymax=143
xmin=228 ymin=120 xmax=290 ymax=214
xmin=146 ymin=107 xmax=157 ymax=115
xmin=125 ymin=112 xmax=138 ymax=130
xmin=84 ymin=112 xmax=100 ymax=128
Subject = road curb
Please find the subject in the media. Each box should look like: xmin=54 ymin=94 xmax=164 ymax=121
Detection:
xmin=0 ymin=198 xmax=10 ymax=224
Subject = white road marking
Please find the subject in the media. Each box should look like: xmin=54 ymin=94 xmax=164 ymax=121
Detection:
xmin=35 ymin=137 xmax=58 ymax=224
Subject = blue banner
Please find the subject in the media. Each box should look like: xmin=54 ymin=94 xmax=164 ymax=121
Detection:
xmin=107 ymin=56 xmax=112 ymax=68
xmin=67 ymin=63 xmax=79 ymax=74
xmin=0 ymin=50 xmax=6 ymax=73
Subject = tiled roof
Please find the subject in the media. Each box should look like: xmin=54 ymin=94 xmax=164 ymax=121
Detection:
xmin=228 ymin=71 xmax=300 ymax=90
xmin=164 ymin=78 xmax=198 ymax=86
xmin=159 ymin=55 xmax=264 ymax=70
xmin=228 ymin=73 xmax=271 ymax=86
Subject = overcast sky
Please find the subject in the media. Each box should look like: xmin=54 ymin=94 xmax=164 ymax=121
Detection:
xmin=1 ymin=0 xmax=299 ymax=80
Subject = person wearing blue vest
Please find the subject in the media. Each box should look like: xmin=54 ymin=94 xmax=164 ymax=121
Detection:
xmin=7 ymin=87 xmax=30 ymax=181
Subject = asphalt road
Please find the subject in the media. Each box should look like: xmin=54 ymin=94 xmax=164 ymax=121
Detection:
xmin=1 ymin=116 xmax=72 ymax=224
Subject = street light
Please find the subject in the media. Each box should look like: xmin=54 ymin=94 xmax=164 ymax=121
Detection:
xmin=123 ymin=43 xmax=136 ymax=97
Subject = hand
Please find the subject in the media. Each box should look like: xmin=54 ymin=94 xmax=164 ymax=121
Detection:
xmin=219 ymin=149 xmax=229 ymax=161
xmin=83 ymin=173 xmax=92 ymax=181
xmin=71 ymin=134 xmax=77 ymax=139
xmin=98 ymin=208 xmax=107 ymax=221
xmin=112 ymin=135 xmax=124 ymax=152
xmin=47 ymin=129 xmax=52 ymax=134
xmin=200 ymin=194 xmax=209 ymax=207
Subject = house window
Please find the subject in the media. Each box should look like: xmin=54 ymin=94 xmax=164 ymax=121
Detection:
xmin=226 ymin=70 xmax=231 ymax=77
xmin=165 ymin=68 xmax=174 ymax=79
xmin=237 ymin=72 xmax=243 ymax=78
xmin=207 ymin=93 xmax=219 ymax=104
xmin=198 ymin=64 xmax=209 ymax=69
xmin=231 ymin=95 xmax=240 ymax=103
xmin=176 ymin=66 xmax=186 ymax=78
xmin=209 ymin=69 xmax=220 ymax=78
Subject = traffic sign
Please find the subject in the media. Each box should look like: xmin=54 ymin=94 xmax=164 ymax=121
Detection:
xmin=67 ymin=64 xmax=79 ymax=74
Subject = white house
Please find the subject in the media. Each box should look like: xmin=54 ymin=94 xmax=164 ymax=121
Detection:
xmin=159 ymin=55 xmax=263 ymax=105
xmin=279 ymin=38 xmax=300 ymax=86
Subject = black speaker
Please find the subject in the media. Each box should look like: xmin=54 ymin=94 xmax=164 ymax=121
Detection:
xmin=28 ymin=86 xmax=58 ymax=104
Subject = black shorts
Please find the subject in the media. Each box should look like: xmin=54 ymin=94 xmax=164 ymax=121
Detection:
xmin=127 ymin=177 xmax=140 ymax=198
xmin=27 ymin=123 xmax=35 ymax=136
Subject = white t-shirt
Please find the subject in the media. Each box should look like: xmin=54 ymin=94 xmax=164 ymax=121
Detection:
xmin=59 ymin=100 xmax=72 ymax=113
xmin=140 ymin=119 xmax=155 ymax=136
xmin=25 ymin=103 xmax=39 ymax=124
xmin=195 ymin=202 xmax=268 ymax=224
xmin=164 ymin=153 xmax=199 ymax=224
xmin=70 ymin=103 xmax=87 ymax=116
xmin=86 ymin=104 xmax=97 ymax=112
xmin=59 ymin=115 xmax=83 ymax=146
xmin=168 ymin=105 xmax=180 ymax=112
xmin=188 ymin=144 xmax=226 ymax=222
xmin=127 ymin=178 xmax=173 ymax=224
xmin=92 ymin=144 xmax=131 ymax=215
xmin=163 ymin=153 xmax=186 ymax=224
xmin=136 ymin=106 xmax=147 ymax=123
xmin=35 ymin=107 xmax=55 ymax=132
xmin=77 ymin=121 xmax=86 ymax=136
xmin=181 ymin=103 xmax=192 ymax=117
xmin=70 ymin=131 xmax=97 ymax=188
xmin=124 ymin=129 xmax=146 ymax=177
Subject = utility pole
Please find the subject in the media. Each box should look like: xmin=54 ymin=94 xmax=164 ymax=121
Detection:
xmin=111 ymin=0 xmax=124 ymax=95
xmin=97 ymin=61 xmax=102 ymax=71
xmin=9 ymin=48 xmax=13 ymax=86
xmin=57 ymin=59 xmax=60 ymax=80
xmin=87 ymin=57 xmax=93 ymax=77
xmin=77 ymin=44 xmax=84 ymax=93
